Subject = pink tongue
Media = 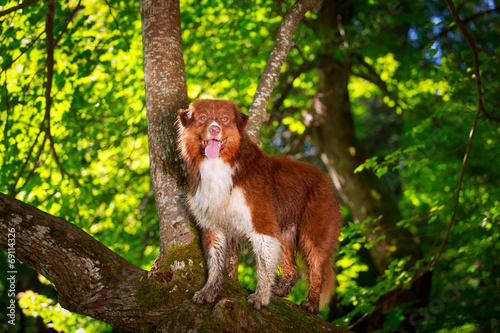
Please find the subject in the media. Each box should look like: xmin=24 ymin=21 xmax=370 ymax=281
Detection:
xmin=205 ymin=140 xmax=220 ymax=159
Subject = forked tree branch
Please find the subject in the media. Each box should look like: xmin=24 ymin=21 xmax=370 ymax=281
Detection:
xmin=428 ymin=7 xmax=499 ymax=43
xmin=43 ymin=0 xmax=80 ymax=189
xmin=247 ymin=0 xmax=322 ymax=144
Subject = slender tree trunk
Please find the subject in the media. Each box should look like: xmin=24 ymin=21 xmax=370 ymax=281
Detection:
xmin=312 ymin=0 xmax=431 ymax=329
xmin=247 ymin=0 xmax=322 ymax=143
xmin=140 ymin=0 xmax=194 ymax=271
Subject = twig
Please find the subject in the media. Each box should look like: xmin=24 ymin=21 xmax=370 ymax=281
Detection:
xmin=9 ymin=124 xmax=45 ymax=195
xmin=103 ymin=0 xmax=131 ymax=49
xmin=428 ymin=0 xmax=486 ymax=267
xmin=428 ymin=7 xmax=499 ymax=43
xmin=478 ymin=47 xmax=500 ymax=59
xmin=0 ymin=0 xmax=40 ymax=18
xmin=429 ymin=104 xmax=481 ymax=267
xmin=2 ymin=72 xmax=10 ymax=144
xmin=12 ymin=135 xmax=48 ymax=196
xmin=413 ymin=142 xmax=467 ymax=163
xmin=54 ymin=0 xmax=83 ymax=47
xmin=1 ymin=31 xmax=44 ymax=75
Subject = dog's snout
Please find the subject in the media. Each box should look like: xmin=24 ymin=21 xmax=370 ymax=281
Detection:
xmin=209 ymin=125 xmax=220 ymax=137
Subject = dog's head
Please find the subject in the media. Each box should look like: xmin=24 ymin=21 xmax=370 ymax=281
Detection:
xmin=178 ymin=99 xmax=249 ymax=161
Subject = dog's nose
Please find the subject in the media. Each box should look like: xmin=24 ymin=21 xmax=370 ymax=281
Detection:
xmin=209 ymin=126 xmax=220 ymax=137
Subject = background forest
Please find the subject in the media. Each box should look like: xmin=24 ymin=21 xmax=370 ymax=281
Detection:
xmin=1 ymin=0 xmax=499 ymax=332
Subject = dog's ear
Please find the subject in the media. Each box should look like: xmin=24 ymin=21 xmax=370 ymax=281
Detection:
xmin=236 ymin=110 xmax=249 ymax=131
xmin=177 ymin=108 xmax=193 ymax=127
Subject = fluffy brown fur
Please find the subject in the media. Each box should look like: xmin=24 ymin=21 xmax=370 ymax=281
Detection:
xmin=177 ymin=99 xmax=341 ymax=314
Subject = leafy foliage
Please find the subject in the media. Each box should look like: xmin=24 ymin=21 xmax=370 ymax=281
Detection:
xmin=1 ymin=0 xmax=499 ymax=331
xmin=18 ymin=291 xmax=110 ymax=332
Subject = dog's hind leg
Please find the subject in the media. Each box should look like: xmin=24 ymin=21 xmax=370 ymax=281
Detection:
xmin=273 ymin=233 xmax=299 ymax=297
xmin=299 ymin=245 xmax=329 ymax=315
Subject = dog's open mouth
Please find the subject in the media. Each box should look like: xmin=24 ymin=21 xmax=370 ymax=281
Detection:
xmin=202 ymin=139 xmax=226 ymax=159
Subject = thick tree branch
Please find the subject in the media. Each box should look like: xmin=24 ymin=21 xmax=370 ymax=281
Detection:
xmin=0 ymin=193 xmax=151 ymax=332
xmin=247 ymin=0 xmax=322 ymax=144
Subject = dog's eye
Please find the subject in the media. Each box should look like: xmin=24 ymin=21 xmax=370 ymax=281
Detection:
xmin=222 ymin=117 xmax=229 ymax=122
xmin=200 ymin=116 xmax=207 ymax=121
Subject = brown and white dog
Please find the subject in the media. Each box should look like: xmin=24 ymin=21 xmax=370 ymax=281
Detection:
xmin=177 ymin=99 xmax=341 ymax=314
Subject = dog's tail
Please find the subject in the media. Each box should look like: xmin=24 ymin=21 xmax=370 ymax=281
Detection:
xmin=319 ymin=257 xmax=336 ymax=309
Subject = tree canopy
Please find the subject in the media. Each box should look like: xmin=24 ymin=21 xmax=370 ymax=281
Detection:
xmin=1 ymin=0 xmax=499 ymax=332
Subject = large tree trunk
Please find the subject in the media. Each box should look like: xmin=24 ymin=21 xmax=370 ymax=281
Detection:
xmin=314 ymin=67 xmax=420 ymax=272
xmin=312 ymin=0 xmax=431 ymax=329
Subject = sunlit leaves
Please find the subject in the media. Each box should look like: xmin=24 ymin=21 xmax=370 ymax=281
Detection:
xmin=282 ymin=116 xmax=306 ymax=135
xmin=182 ymin=1 xmax=281 ymax=104
xmin=1 ymin=1 xmax=154 ymax=329
xmin=18 ymin=291 xmax=110 ymax=332
xmin=354 ymin=145 xmax=425 ymax=178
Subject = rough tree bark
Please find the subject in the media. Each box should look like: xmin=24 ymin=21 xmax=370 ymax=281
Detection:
xmin=0 ymin=0 xmax=351 ymax=331
xmin=141 ymin=0 xmax=193 ymax=272
xmin=311 ymin=0 xmax=431 ymax=329
xmin=0 ymin=193 xmax=150 ymax=331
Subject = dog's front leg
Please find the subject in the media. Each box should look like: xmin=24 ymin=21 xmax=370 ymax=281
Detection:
xmin=247 ymin=233 xmax=281 ymax=310
xmin=193 ymin=230 xmax=227 ymax=305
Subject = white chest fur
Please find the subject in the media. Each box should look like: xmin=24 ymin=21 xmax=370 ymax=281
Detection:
xmin=189 ymin=158 xmax=253 ymax=237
